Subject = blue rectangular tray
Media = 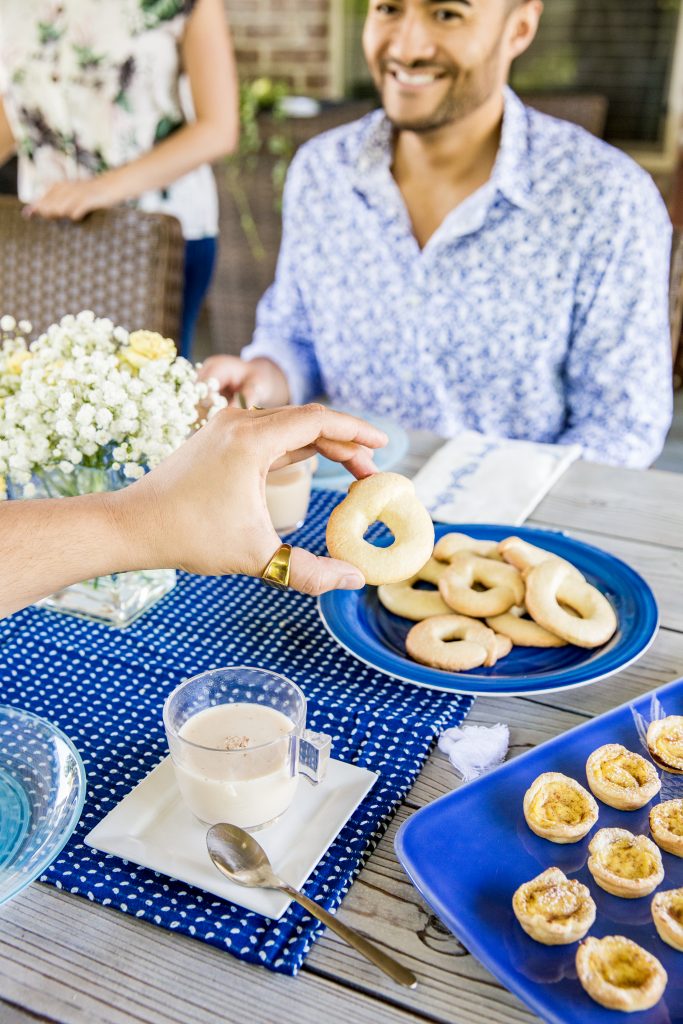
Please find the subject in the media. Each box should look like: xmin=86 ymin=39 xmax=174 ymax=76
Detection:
xmin=395 ymin=678 xmax=683 ymax=1024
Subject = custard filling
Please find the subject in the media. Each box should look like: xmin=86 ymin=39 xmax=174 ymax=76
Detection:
xmin=664 ymin=892 xmax=683 ymax=926
xmin=659 ymin=805 xmax=683 ymax=836
xmin=592 ymin=950 xmax=653 ymax=989
xmin=525 ymin=882 xmax=584 ymax=921
xmin=529 ymin=783 xmax=590 ymax=827
xmin=598 ymin=753 xmax=651 ymax=789
xmin=653 ymin=726 xmax=683 ymax=766
xmin=601 ymin=839 xmax=658 ymax=880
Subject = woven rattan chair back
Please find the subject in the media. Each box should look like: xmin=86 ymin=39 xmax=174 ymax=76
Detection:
xmin=671 ymin=227 xmax=683 ymax=388
xmin=0 ymin=197 xmax=184 ymax=341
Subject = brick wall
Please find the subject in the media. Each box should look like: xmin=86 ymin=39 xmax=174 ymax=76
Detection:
xmin=225 ymin=0 xmax=339 ymax=98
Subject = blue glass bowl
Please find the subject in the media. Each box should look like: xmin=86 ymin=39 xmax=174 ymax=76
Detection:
xmin=0 ymin=706 xmax=86 ymax=905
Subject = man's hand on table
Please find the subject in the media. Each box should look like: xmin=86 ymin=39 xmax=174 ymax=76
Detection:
xmin=110 ymin=404 xmax=387 ymax=596
xmin=198 ymin=355 xmax=290 ymax=408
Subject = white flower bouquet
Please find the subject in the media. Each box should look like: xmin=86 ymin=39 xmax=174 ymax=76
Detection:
xmin=0 ymin=310 xmax=224 ymax=499
xmin=0 ymin=310 xmax=225 ymax=626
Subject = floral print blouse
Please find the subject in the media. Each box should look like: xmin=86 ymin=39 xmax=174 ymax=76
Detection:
xmin=0 ymin=0 xmax=218 ymax=239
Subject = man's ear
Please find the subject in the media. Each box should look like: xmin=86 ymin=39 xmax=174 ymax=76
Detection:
xmin=506 ymin=1 xmax=544 ymax=63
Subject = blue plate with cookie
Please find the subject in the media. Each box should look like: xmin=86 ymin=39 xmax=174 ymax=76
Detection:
xmin=395 ymin=676 xmax=683 ymax=1024
xmin=318 ymin=523 xmax=658 ymax=697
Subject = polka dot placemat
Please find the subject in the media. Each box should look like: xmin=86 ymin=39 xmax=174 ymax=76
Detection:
xmin=0 ymin=489 xmax=472 ymax=974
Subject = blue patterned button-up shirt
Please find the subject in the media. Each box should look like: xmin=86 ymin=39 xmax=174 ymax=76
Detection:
xmin=243 ymin=88 xmax=673 ymax=467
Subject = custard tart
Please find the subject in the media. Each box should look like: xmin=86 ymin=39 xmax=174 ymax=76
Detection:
xmin=512 ymin=867 xmax=596 ymax=945
xmin=652 ymin=887 xmax=683 ymax=951
xmin=585 ymin=743 xmax=660 ymax=810
xmin=587 ymin=827 xmax=664 ymax=898
xmin=523 ymin=772 xmax=599 ymax=843
xmin=646 ymin=715 xmax=683 ymax=774
xmin=650 ymin=798 xmax=683 ymax=857
xmin=576 ymin=935 xmax=667 ymax=1012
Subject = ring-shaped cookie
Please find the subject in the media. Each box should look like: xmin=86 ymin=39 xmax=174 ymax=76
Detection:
xmin=646 ymin=716 xmax=683 ymax=774
xmin=326 ymin=472 xmax=434 ymax=585
xmin=512 ymin=867 xmax=596 ymax=945
xmin=576 ymin=936 xmax=667 ymax=1012
xmin=406 ymin=614 xmax=501 ymax=671
xmin=585 ymin=743 xmax=661 ymax=810
xmin=498 ymin=536 xmax=584 ymax=580
xmin=650 ymin=799 xmax=683 ymax=857
xmin=587 ymin=827 xmax=664 ymax=898
xmin=438 ymin=551 xmax=525 ymax=618
xmin=485 ymin=610 xmax=567 ymax=648
xmin=524 ymin=561 xmax=617 ymax=648
xmin=378 ymin=557 xmax=452 ymax=620
xmin=523 ymin=772 xmax=598 ymax=844
xmin=433 ymin=532 xmax=502 ymax=562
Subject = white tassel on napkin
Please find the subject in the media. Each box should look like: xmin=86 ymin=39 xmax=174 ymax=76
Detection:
xmin=438 ymin=723 xmax=510 ymax=782
xmin=411 ymin=430 xmax=581 ymax=525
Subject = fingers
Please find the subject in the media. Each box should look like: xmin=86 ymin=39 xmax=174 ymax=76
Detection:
xmin=198 ymin=355 xmax=248 ymax=400
xmin=287 ymin=547 xmax=364 ymax=596
xmin=256 ymin=404 xmax=388 ymax=465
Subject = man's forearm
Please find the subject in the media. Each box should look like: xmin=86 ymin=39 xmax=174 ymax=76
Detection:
xmin=0 ymin=493 xmax=141 ymax=619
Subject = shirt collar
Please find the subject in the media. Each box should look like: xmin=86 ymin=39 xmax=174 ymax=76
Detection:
xmin=352 ymin=86 xmax=537 ymax=215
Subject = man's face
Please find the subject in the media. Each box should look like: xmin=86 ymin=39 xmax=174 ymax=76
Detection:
xmin=363 ymin=0 xmax=530 ymax=133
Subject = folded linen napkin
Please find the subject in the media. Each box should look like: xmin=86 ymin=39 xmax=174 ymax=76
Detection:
xmin=411 ymin=430 xmax=581 ymax=525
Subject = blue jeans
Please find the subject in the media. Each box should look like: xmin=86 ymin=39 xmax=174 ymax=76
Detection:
xmin=180 ymin=236 xmax=217 ymax=361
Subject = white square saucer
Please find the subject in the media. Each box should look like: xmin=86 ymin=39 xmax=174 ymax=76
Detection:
xmin=85 ymin=757 xmax=377 ymax=919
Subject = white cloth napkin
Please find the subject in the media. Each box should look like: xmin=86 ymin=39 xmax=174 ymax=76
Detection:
xmin=438 ymin=723 xmax=510 ymax=782
xmin=411 ymin=430 xmax=581 ymax=525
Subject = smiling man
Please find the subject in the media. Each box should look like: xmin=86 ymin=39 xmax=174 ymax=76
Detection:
xmin=202 ymin=0 xmax=673 ymax=468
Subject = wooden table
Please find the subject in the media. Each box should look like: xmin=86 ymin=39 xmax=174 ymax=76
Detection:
xmin=2 ymin=434 xmax=683 ymax=1024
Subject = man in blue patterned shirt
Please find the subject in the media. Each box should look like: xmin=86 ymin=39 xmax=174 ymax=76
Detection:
xmin=203 ymin=0 xmax=673 ymax=468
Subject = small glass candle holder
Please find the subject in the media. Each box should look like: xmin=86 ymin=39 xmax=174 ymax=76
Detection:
xmin=265 ymin=456 xmax=316 ymax=535
xmin=163 ymin=666 xmax=330 ymax=830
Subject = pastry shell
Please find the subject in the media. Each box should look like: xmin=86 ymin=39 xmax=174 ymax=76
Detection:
xmin=646 ymin=715 xmax=683 ymax=774
xmin=650 ymin=798 xmax=683 ymax=857
xmin=585 ymin=743 xmax=661 ymax=810
xmin=512 ymin=867 xmax=596 ymax=945
xmin=576 ymin=935 xmax=667 ymax=1012
xmin=587 ymin=827 xmax=664 ymax=898
xmin=651 ymin=887 xmax=683 ymax=951
xmin=523 ymin=772 xmax=599 ymax=844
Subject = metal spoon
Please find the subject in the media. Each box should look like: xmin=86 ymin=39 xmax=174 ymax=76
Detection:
xmin=207 ymin=822 xmax=417 ymax=989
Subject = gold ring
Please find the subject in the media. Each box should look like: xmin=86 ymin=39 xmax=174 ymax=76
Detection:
xmin=260 ymin=543 xmax=292 ymax=591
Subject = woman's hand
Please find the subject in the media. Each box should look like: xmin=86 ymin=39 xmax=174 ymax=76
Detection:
xmin=24 ymin=177 xmax=119 ymax=220
xmin=198 ymin=354 xmax=290 ymax=407
xmin=112 ymin=404 xmax=388 ymax=595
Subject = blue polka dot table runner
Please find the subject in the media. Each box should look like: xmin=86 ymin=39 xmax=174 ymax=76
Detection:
xmin=0 ymin=489 xmax=472 ymax=975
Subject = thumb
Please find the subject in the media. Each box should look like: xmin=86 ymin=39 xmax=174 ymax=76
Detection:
xmin=288 ymin=547 xmax=365 ymax=596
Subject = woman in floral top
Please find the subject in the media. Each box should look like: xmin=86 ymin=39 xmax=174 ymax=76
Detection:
xmin=0 ymin=0 xmax=239 ymax=358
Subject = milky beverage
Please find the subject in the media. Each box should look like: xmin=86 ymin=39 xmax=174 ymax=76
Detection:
xmin=265 ymin=461 xmax=312 ymax=533
xmin=175 ymin=703 xmax=298 ymax=827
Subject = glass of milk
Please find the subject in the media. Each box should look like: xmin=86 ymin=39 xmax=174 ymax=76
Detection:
xmin=265 ymin=456 xmax=316 ymax=535
xmin=163 ymin=666 xmax=331 ymax=830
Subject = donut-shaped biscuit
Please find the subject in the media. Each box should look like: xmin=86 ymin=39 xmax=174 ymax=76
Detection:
xmin=377 ymin=557 xmax=451 ymax=620
xmin=438 ymin=551 xmax=525 ymax=618
xmin=499 ymin=536 xmax=584 ymax=581
xmin=434 ymin=532 xmax=502 ymax=562
xmin=406 ymin=614 xmax=506 ymax=671
xmin=326 ymin=472 xmax=434 ymax=586
xmin=525 ymin=561 xmax=617 ymax=648
xmin=485 ymin=609 xmax=567 ymax=648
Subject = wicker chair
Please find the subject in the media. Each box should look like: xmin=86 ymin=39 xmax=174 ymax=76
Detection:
xmin=671 ymin=228 xmax=683 ymax=389
xmin=0 ymin=197 xmax=184 ymax=341
xmin=518 ymin=92 xmax=609 ymax=138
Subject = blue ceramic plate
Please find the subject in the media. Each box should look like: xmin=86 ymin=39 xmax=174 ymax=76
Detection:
xmin=318 ymin=523 xmax=658 ymax=696
xmin=395 ymin=677 xmax=683 ymax=1024
xmin=313 ymin=410 xmax=409 ymax=491
xmin=0 ymin=706 xmax=86 ymax=905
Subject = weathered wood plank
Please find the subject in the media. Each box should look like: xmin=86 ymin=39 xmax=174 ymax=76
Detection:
xmin=531 ymin=460 xmax=683 ymax=547
xmin=0 ymin=886 xmax=431 ymax=1024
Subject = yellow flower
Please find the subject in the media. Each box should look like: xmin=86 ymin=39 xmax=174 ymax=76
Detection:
xmin=0 ymin=476 xmax=6 ymax=501
xmin=5 ymin=349 xmax=31 ymax=375
xmin=120 ymin=330 xmax=176 ymax=370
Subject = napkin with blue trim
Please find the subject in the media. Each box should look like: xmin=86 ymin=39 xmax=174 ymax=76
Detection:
xmin=411 ymin=430 xmax=581 ymax=525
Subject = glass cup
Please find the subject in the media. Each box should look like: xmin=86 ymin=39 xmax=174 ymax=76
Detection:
xmin=265 ymin=456 xmax=316 ymax=535
xmin=163 ymin=666 xmax=330 ymax=830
